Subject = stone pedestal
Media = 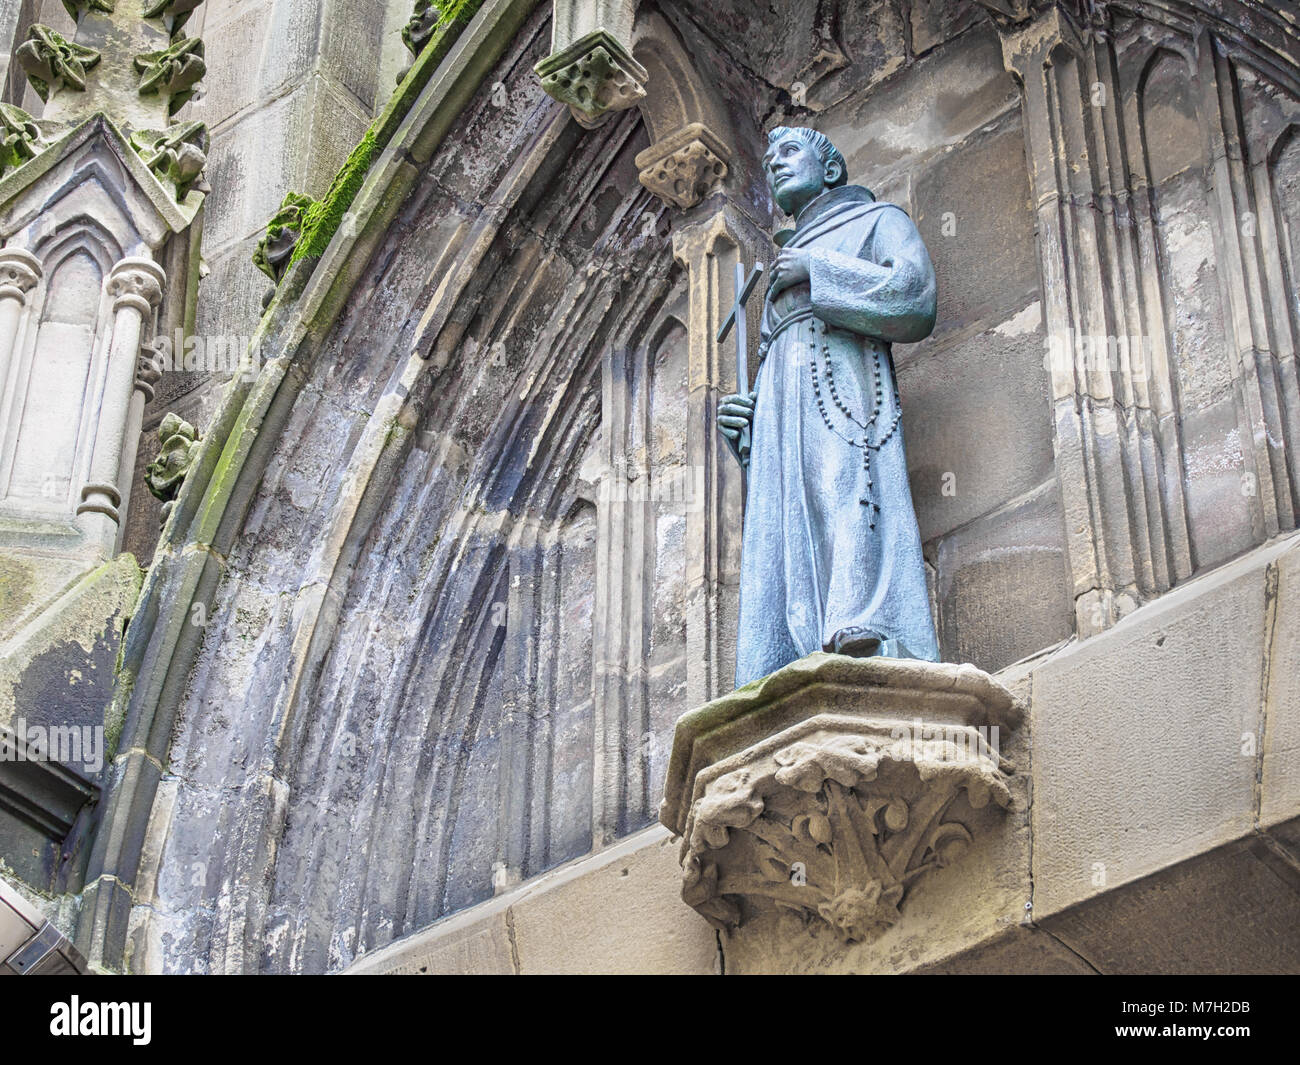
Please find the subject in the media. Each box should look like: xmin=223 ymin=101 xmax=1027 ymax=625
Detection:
xmin=660 ymin=652 xmax=1023 ymax=945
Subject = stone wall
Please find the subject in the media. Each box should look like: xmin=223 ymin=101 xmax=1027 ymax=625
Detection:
xmin=116 ymin=0 xmax=691 ymax=974
xmin=64 ymin=0 xmax=1300 ymax=973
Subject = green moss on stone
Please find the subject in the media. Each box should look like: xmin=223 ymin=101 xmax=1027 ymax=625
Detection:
xmin=290 ymin=127 xmax=378 ymax=266
xmin=260 ymin=0 xmax=486 ymax=285
xmin=291 ymin=0 xmax=486 ymax=266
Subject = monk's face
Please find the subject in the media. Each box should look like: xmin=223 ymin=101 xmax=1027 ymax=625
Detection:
xmin=764 ymin=134 xmax=828 ymax=216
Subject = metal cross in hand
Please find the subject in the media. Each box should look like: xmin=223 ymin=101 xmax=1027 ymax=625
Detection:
xmin=717 ymin=259 xmax=764 ymax=466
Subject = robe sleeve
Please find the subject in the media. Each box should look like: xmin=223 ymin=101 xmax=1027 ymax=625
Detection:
xmin=807 ymin=206 xmax=937 ymax=344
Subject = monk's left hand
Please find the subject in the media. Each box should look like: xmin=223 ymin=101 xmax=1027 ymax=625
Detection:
xmin=770 ymin=248 xmax=811 ymax=296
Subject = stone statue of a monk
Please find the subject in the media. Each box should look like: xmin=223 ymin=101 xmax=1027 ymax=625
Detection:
xmin=719 ymin=126 xmax=940 ymax=687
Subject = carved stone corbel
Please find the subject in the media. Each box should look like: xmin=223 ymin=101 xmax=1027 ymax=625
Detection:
xmin=535 ymin=29 xmax=647 ymax=128
xmin=0 ymin=104 xmax=45 ymax=179
xmin=661 ymin=652 xmax=1023 ymax=943
xmin=253 ymin=190 xmax=317 ymax=308
xmin=635 ymin=122 xmax=730 ymax=209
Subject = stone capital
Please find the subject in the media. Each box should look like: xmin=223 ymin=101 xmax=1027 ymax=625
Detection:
xmin=535 ymin=29 xmax=647 ymax=128
xmin=661 ymin=653 xmax=1023 ymax=943
xmin=107 ymin=257 xmax=165 ymax=314
xmin=635 ymin=123 xmax=731 ymax=209
xmin=997 ymin=1 xmax=1091 ymax=75
xmin=0 ymin=248 xmax=43 ymax=303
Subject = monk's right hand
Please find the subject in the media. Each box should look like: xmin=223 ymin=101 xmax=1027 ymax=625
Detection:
xmin=718 ymin=391 xmax=757 ymax=460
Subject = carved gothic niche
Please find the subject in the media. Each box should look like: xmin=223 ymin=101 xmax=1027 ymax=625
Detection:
xmin=536 ymin=0 xmax=647 ymax=127
xmin=660 ymin=653 xmax=1023 ymax=944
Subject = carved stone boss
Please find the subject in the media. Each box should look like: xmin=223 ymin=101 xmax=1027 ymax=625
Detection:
xmin=660 ymin=653 xmax=1023 ymax=943
xmin=534 ymin=0 xmax=646 ymax=127
xmin=635 ymin=122 xmax=730 ymax=209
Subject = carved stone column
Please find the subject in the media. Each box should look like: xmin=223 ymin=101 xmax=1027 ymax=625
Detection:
xmin=114 ymin=340 xmax=165 ymax=548
xmin=535 ymin=0 xmax=646 ymax=127
xmin=0 ymin=248 xmax=41 ymax=415
xmin=670 ymin=202 xmax=769 ymax=708
xmin=661 ymin=652 xmax=1023 ymax=945
xmin=76 ymin=257 xmax=164 ymax=554
xmin=1193 ymin=28 xmax=1300 ymax=540
xmin=1000 ymin=5 xmax=1192 ymax=638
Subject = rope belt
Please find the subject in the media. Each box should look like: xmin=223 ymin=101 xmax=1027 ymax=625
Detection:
xmin=764 ymin=305 xmax=815 ymax=347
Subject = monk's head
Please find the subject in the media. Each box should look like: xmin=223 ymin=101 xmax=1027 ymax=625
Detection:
xmin=763 ymin=126 xmax=847 ymax=216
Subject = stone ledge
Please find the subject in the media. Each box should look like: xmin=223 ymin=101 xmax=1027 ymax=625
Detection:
xmin=344 ymin=825 xmax=718 ymax=975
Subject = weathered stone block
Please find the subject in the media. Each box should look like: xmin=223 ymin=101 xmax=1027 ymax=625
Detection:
xmin=909 ymin=0 xmax=984 ymax=58
xmin=1029 ymin=547 xmax=1273 ymax=918
xmin=344 ymin=826 xmax=718 ymax=975
xmin=913 ymin=119 xmax=1039 ymax=342
xmin=201 ymin=76 xmax=368 ymax=252
xmin=819 ymin=24 xmax=1018 ymax=192
xmin=931 ymin=483 xmax=1072 ymax=672
xmin=506 ymin=827 xmax=718 ymax=975
xmin=902 ymin=298 xmax=1053 ymax=543
xmin=1042 ymin=827 xmax=1300 ymax=974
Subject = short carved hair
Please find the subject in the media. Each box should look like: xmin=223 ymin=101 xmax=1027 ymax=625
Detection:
xmin=766 ymin=126 xmax=848 ymax=188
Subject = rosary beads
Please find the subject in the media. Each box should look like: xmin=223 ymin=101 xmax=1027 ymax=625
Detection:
xmin=807 ymin=321 xmax=901 ymax=531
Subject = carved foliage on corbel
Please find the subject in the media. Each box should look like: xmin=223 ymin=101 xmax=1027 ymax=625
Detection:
xmin=142 ymin=0 xmax=206 ymax=37
xmin=145 ymin=412 xmax=201 ymax=527
xmin=134 ymin=36 xmax=206 ymax=115
xmin=0 ymin=104 xmax=46 ymax=178
xmin=635 ymin=123 xmax=730 ymax=209
xmin=681 ymin=720 xmax=1014 ymax=942
xmin=61 ymin=0 xmax=116 ymax=21
xmin=130 ymin=120 xmax=210 ymax=200
xmin=535 ymin=30 xmax=647 ymax=127
xmin=253 ymin=190 xmax=317 ymax=306
xmin=17 ymin=25 xmax=102 ymax=102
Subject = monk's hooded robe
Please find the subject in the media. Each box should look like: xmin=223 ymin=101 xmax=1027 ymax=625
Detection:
xmin=736 ymin=183 xmax=940 ymax=686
